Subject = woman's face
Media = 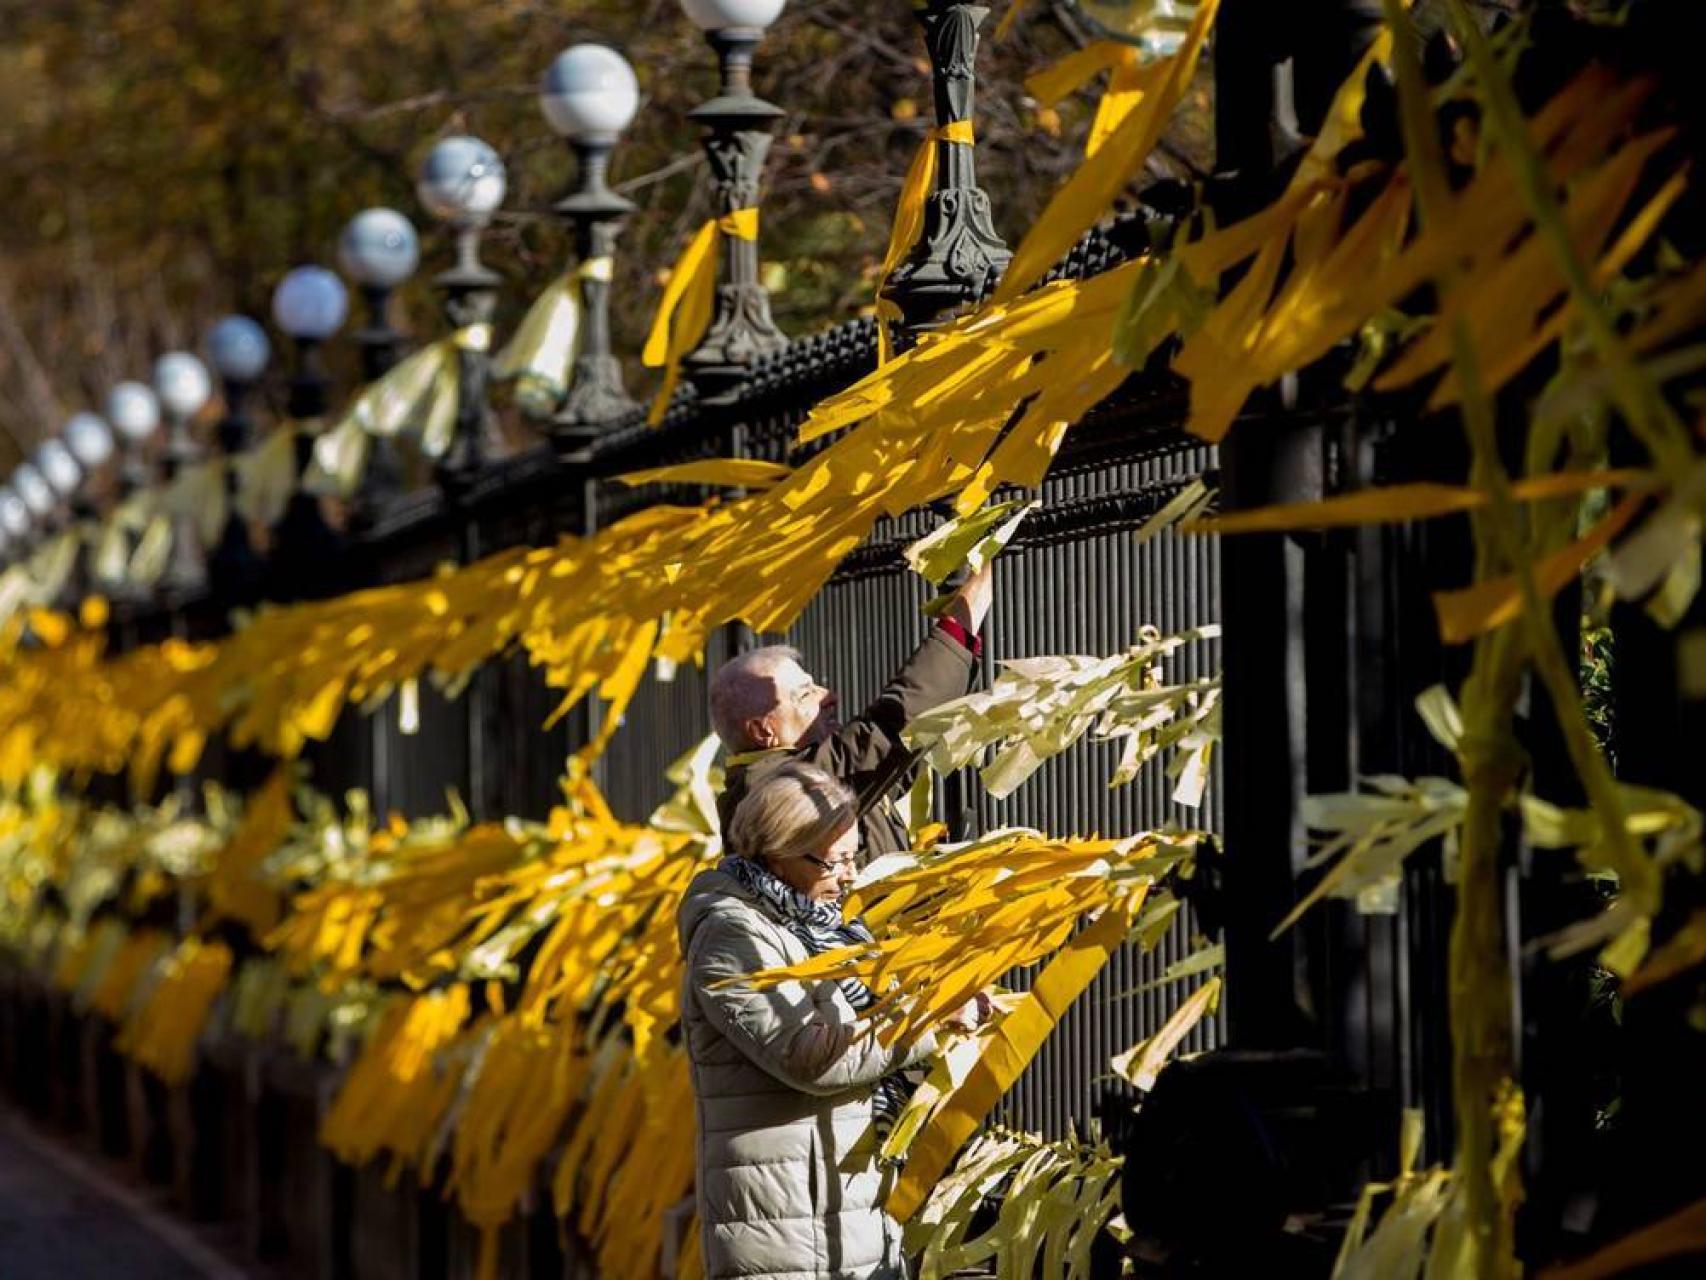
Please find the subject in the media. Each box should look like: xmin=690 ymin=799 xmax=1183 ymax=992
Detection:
xmin=769 ymin=822 xmax=859 ymax=905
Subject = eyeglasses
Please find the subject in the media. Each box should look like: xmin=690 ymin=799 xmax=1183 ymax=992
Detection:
xmin=803 ymin=853 xmax=858 ymax=876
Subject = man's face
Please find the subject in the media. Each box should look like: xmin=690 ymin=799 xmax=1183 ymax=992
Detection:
xmin=757 ymin=656 xmax=839 ymax=749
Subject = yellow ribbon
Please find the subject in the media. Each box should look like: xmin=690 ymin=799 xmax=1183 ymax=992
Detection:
xmin=642 ymin=208 xmax=759 ymax=426
xmin=309 ymin=322 xmax=494 ymax=496
xmin=1025 ymin=40 xmax=1150 ymax=158
xmin=494 ymin=257 xmax=608 ymax=413
xmin=874 ymin=120 xmax=975 ymax=364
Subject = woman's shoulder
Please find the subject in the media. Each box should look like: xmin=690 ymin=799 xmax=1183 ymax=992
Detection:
xmin=678 ymin=866 xmax=782 ymax=951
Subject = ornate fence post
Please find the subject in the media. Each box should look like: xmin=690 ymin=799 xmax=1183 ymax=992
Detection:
xmin=682 ymin=4 xmax=789 ymax=402
xmin=340 ymin=207 xmax=420 ymax=509
xmin=881 ymin=0 xmax=1011 ymax=334
xmin=417 ymin=136 xmax=506 ymax=488
xmin=153 ymin=351 xmax=213 ymax=602
xmin=540 ymin=44 xmax=643 ymax=457
xmin=205 ymin=315 xmax=271 ymax=603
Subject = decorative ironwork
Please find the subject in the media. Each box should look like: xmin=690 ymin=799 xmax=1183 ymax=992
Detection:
xmin=554 ymin=140 xmax=638 ymax=460
xmin=684 ymin=28 xmax=788 ymax=403
xmin=881 ymin=1 xmax=1011 ymax=333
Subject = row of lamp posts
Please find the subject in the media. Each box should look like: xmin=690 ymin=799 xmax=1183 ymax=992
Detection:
xmin=1 ymin=0 xmax=1011 ymax=607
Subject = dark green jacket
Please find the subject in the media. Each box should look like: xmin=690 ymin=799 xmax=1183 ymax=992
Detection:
xmin=717 ymin=627 xmax=977 ymax=861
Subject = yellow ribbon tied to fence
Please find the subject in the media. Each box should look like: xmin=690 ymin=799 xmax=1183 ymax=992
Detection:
xmin=494 ymin=256 xmax=607 ymax=416
xmin=311 ymin=323 xmax=493 ymax=496
xmin=874 ymin=120 xmax=975 ymax=364
xmin=642 ymin=209 xmax=758 ymax=426
xmin=235 ymin=423 xmax=307 ymax=531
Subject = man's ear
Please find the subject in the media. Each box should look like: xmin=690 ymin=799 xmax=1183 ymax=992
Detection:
xmin=744 ymin=716 xmax=777 ymax=749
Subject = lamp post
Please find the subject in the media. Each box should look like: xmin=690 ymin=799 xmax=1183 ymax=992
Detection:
xmin=339 ymin=208 xmax=419 ymax=380
xmin=63 ymin=412 xmax=117 ymax=602
xmin=36 ymin=434 xmax=94 ymax=603
xmin=540 ymin=43 xmax=641 ymax=454
xmin=14 ymin=463 xmax=57 ymax=530
xmin=0 ymin=488 xmax=30 ymax=551
xmin=338 ymin=208 xmax=419 ymax=505
xmin=64 ymin=412 xmax=116 ymax=483
xmin=206 ymin=314 xmax=272 ymax=601
xmin=153 ymin=351 xmax=214 ymax=598
xmin=35 ymin=439 xmax=82 ymax=509
xmin=273 ymin=266 xmax=348 ymax=420
xmin=107 ymin=381 xmax=162 ymax=496
xmin=417 ymin=135 xmax=505 ymax=482
xmin=880 ymin=0 xmax=1010 ymax=334
xmin=269 ymin=266 xmax=350 ymax=602
xmin=679 ymin=0 xmax=789 ymax=402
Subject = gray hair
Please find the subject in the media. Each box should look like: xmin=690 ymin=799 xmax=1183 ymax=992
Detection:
xmin=727 ymin=762 xmax=856 ymax=866
xmin=709 ymin=645 xmax=803 ymax=750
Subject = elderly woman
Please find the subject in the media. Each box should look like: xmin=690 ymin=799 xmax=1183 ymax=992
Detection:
xmin=679 ymin=762 xmax=983 ymax=1280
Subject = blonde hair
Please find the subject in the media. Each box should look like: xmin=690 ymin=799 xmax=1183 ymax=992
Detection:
xmin=727 ymin=762 xmax=857 ymax=867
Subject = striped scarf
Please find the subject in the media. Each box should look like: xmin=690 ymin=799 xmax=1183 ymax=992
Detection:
xmin=721 ymin=855 xmax=917 ymax=1146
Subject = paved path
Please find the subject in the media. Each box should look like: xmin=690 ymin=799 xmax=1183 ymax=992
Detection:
xmin=0 ymin=1109 xmax=250 ymax=1279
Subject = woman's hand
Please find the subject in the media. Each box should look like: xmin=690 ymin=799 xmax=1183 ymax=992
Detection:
xmin=943 ymin=991 xmax=995 ymax=1032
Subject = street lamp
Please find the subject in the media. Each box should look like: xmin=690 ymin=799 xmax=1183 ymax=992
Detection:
xmin=206 ymin=315 xmax=273 ymax=601
xmin=65 ymin=412 xmax=116 ymax=471
xmin=107 ymin=380 xmax=162 ymax=502
xmin=35 ymin=439 xmax=82 ymax=502
xmin=63 ymin=412 xmax=116 ymax=523
xmin=679 ymin=0 xmax=789 ymax=401
xmin=272 ymin=266 xmax=348 ymax=418
xmin=0 ymin=488 xmax=29 ymax=545
xmin=339 ymin=208 xmax=419 ymax=381
xmin=540 ymin=42 xmax=641 ymax=449
xmin=207 ymin=315 xmax=271 ymax=460
xmin=417 ymin=135 xmax=505 ymax=480
xmin=338 ymin=209 xmax=418 ymax=506
xmin=269 ymin=267 xmax=351 ymax=602
xmin=14 ymin=464 xmax=55 ymax=526
xmin=153 ymin=351 xmax=213 ymax=597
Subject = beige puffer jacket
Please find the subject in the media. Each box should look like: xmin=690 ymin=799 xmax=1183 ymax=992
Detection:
xmin=678 ymin=866 xmax=933 ymax=1280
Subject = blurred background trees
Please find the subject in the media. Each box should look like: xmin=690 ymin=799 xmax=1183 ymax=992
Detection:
xmin=0 ymin=0 xmax=1216 ymax=466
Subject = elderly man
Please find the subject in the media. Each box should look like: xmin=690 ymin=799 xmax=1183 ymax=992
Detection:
xmin=710 ymin=563 xmax=992 ymax=861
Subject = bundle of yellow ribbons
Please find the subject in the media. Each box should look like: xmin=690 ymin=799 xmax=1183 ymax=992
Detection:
xmin=492 ymin=256 xmax=608 ymax=416
xmin=642 ymin=208 xmax=758 ymax=424
xmin=310 ymin=323 xmax=492 ymax=497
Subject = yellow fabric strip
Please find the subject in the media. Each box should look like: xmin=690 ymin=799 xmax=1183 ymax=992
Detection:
xmin=724 ymin=746 xmax=791 ymax=769
xmin=874 ymin=121 xmax=977 ymax=364
xmin=995 ymin=0 xmax=1219 ymax=305
xmin=615 ymin=459 xmax=793 ymax=491
xmin=642 ymin=210 xmax=758 ymax=426
xmin=1023 ymin=40 xmax=1126 ymax=108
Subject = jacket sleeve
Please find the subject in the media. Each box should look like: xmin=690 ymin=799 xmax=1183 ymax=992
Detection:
xmin=687 ymin=910 xmax=927 ymax=1097
xmin=812 ymin=627 xmax=976 ymax=785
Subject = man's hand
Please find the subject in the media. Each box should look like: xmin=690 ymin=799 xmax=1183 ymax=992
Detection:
xmin=943 ymin=990 xmax=995 ymax=1032
xmin=945 ymin=561 xmax=994 ymax=635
